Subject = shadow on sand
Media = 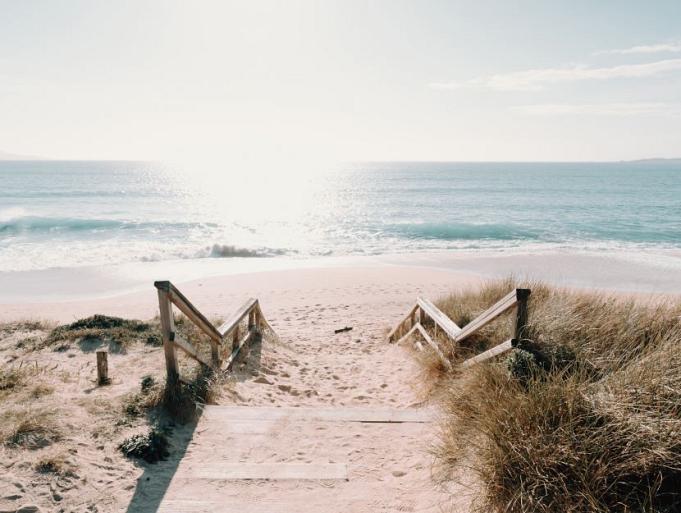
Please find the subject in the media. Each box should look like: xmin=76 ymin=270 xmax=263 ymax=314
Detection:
xmin=125 ymin=333 xmax=263 ymax=512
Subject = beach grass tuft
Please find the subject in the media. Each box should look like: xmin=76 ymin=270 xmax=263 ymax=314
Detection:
xmin=428 ymin=280 xmax=681 ymax=513
xmin=162 ymin=365 xmax=225 ymax=423
xmin=34 ymin=449 xmax=77 ymax=476
xmin=1 ymin=405 xmax=61 ymax=449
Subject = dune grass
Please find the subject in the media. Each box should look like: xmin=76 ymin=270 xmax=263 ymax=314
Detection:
xmin=45 ymin=314 xmax=160 ymax=350
xmin=426 ymin=279 xmax=681 ymax=513
xmin=1 ymin=404 xmax=61 ymax=449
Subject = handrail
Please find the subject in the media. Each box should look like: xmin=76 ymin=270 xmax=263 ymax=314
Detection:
xmin=461 ymin=338 xmax=514 ymax=368
xmin=417 ymin=297 xmax=462 ymax=340
xmin=389 ymin=288 xmax=530 ymax=370
xmin=453 ymin=290 xmax=517 ymax=343
xmin=155 ymin=281 xmax=222 ymax=342
xmin=218 ymin=298 xmax=258 ymax=337
xmin=154 ymin=280 xmax=276 ymax=389
xmin=386 ymin=304 xmax=419 ymax=342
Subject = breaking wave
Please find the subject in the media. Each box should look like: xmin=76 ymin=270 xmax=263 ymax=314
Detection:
xmin=197 ymin=244 xmax=288 ymax=259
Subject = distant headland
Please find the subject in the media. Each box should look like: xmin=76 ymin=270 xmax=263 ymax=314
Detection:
xmin=0 ymin=149 xmax=48 ymax=160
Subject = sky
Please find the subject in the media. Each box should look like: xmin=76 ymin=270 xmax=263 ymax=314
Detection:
xmin=1 ymin=0 xmax=681 ymax=163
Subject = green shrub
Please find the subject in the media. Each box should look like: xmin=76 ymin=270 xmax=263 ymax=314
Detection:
xmin=119 ymin=429 xmax=170 ymax=463
xmin=506 ymin=348 xmax=539 ymax=383
xmin=140 ymin=375 xmax=156 ymax=393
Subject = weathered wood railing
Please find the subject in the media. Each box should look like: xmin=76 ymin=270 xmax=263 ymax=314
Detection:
xmin=388 ymin=288 xmax=530 ymax=369
xmin=154 ymin=280 xmax=275 ymax=389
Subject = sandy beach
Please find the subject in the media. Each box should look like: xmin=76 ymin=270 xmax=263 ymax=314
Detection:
xmin=3 ymin=2 xmax=681 ymax=510
xmin=0 ymin=258 xmax=676 ymax=512
xmin=1 ymin=263 xmax=485 ymax=512
xmin=3 ymin=247 xmax=681 ymax=321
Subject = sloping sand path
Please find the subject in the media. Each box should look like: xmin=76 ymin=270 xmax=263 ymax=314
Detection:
xmin=127 ymin=267 xmax=477 ymax=512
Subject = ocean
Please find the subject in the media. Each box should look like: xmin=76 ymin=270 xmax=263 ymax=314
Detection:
xmin=1 ymin=160 xmax=680 ymax=273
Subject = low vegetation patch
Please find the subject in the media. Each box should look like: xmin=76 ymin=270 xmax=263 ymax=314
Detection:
xmin=429 ymin=279 xmax=681 ymax=513
xmin=163 ymin=365 xmax=224 ymax=423
xmin=0 ymin=320 xmax=51 ymax=335
xmin=0 ymin=366 xmax=28 ymax=393
xmin=46 ymin=314 xmax=156 ymax=350
xmin=1 ymin=405 xmax=61 ymax=449
xmin=34 ymin=449 xmax=77 ymax=476
xmin=119 ymin=428 xmax=170 ymax=463
xmin=0 ymin=364 xmax=49 ymax=399
xmin=122 ymin=375 xmax=164 ymax=418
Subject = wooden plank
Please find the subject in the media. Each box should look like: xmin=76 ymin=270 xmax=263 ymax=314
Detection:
xmin=223 ymin=328 xmax=253 ymax=370
xmin=210 ymin=340 xmax=219 ymax=368
xmin=155 ymin=281 xmax=222 ymax=342
xmin=157 ymin=288 xmax=179 ymax=388
xmin=415 ymin=323 xmax=453 ymax=371
xmin=256 ymin=304 xmax=274 ymax=332
xmin=461 ymin=338 xmax=514 ymax=368
xmin=387 ymin=303 xmax=418 ymax=342
xmin=217 ymin=298 xmax=258 ymax=338
xmin=395 ymin=322 xmax=420 ymax=345
xmin=185 ymin=463 xmax=348 ymax=481
xmin=417 ymin=297 xmax=461 ymax=341
xmin=169 ymin=290 xmax=222 ymax=342
xmin=454 ymin=290 xmax=517 ymax=343
xmin=203 ymin=406 xmax=433 ymax=423
xmin=173 ymin=333 xmax=213 ymax=368
xmin=158 ymin=500 xmax=314 ymax=513
xmin=232 ymin=324 xmax=240 ymax=351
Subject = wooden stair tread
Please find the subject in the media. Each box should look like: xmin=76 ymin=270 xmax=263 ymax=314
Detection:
xmin=202 ymin=405 xmax=433 ymax=423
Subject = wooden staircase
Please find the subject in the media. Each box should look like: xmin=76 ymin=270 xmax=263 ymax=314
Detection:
xmin=156 ymin=405 xmax=434 ymax=513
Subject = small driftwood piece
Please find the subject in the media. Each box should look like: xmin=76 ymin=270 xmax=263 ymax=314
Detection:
xmin=334 ymin=327 xmax=353 ymax=334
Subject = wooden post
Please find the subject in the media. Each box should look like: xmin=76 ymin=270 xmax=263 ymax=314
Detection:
xmin=419 ymin=307 xmax=426 ymax=325
xmin=157 ymin=287 xmax=180 ymax=391
xmin=232 ymin=324 xmax=240 ymax=352
xmin=254 ymin=308 xmax=261 ymax=334
xmin=248 ymin=309 xmax=255 ymax=331
xmin=210 ymin=341 xmax=220 ymax=369
xmin=96 ymin=350 xmax=109 ymax=385
xmin=513 ymin=288 xmax=531 ymax=341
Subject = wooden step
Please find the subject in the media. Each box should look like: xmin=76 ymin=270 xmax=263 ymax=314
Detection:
xmin=181 ymin=462 xmax=348 ymax=480
xmin=159 ymin=498 xmax=343 ymax=513
xmin=202 ymin=405 xmax=433 ymax=423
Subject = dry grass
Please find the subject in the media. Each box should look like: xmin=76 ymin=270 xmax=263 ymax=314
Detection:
xmin=0 ymin=314 xmax=230 ymax=511
xmin=44 ymin=314 xmax=160 ymax=351
xmin=427 ymin=279 xmax=681 ymax=513
xmin=162 ymin=364 xmax=227 ymax=423
xmin=0 ymin=405 xmax=61 ymax=449
xmin=0 ymin=319 xmax=53 ymax=335
xmin=0 ymin=363 xmax=50 ymax=398
xmin=33 ymin=448 xmax=77 ymax=476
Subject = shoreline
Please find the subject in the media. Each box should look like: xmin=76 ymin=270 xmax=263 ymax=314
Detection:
xmin=2 ymin=247 xmax=681 ymax=302
xmin=0 ymin=265 xmax=483 ymax=323
xmin=1 ymin=246 xmax=681 ymax=322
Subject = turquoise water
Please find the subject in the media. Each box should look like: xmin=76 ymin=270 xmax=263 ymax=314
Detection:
xmin=1 ymin=160 xmax=680 ymax=272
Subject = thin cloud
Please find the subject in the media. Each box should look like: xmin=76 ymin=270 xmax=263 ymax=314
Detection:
xmin=511 ymin=102 xmax=681 ymax=116
xmin=430 ymin=59 xmax=681 ymax=91
xmin=597 ymin=43 xmax=681 ymax=55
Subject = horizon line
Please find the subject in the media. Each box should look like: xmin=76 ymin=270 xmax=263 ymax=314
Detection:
xmin=2 ymin=157 xmax=680 ymax=164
